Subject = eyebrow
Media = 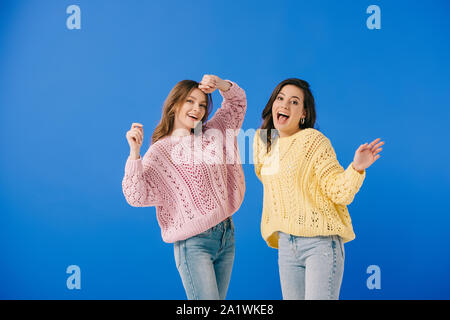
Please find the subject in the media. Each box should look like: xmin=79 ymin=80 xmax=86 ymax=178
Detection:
xmin=188 ymin=96 xmax=207 ymax=104
xmin=278 ymin=92 xmax=301 ymax=100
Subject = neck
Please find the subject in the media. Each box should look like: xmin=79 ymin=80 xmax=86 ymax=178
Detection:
xmin=171 ymin=123 xmax=191 ymax=137
xmin=278 ymin=128 xmax=301 ymax=138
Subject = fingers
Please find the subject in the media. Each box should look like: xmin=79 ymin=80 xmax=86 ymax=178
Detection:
xmin=131 ymin=123 xmax=143 ymax=131
xmin=369 ymin=139 xmax=384 ymax=158
xmin=199 ymin=86 xmax=214 ymax=94
xmin=360 ymin=138 xmax=385 ymax=153
xmin=199 ymin=74 xmax=218 ymax=93
xmin=199 ymin=83 xmax=215 ymax=89
xmin=373 ymin=147 xmax=383 ymax=155
xmin=198 ymin=84 xmax=214 ymax=92
xmin=368 ymin=138 xmax=381 ymax=149
xmin=131 ymin=122 xmax=143 ymax=128
xmin=127 ymin=131 xmax=142 ymax=145
xmin=199 ymin=83 xmax=215 ymax=90
xmin=356 ymin=143 xmax=369 ymax=153
xmin=372 ymin=140 xmax=384 ymax=151
xmin=134 ymin=129 xmax=143 ymax=145
xmin=200 ymin=74 xmax=218 ymax=85
xmin=354 ymin=138 xmax=384 ymax=170
xmin=128 ymin=123 xmax=144 ymax=145
xmin=368 ymin=139 xmax=384 ymax=162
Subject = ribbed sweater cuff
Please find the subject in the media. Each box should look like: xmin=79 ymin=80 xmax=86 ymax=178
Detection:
xmin=346 ymin=162 xmax=366 ymax=188
xmin=125 ymin=157 xmax=143 ymax=174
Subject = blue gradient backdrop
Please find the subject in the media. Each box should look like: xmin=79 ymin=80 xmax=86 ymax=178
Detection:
xmin=1 ymin=0 xmax=449 ymax=299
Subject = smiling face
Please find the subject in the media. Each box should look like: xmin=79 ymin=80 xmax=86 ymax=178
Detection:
xmin=272 ymin=84 xmax=306 ymax=138
xmin=172 ymin=88 xmax=208 ymax=135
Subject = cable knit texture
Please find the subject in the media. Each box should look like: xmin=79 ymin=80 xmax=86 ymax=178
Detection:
xmin=122 ymin=81 xmax=246 ymax=243
xmin=253 ymin=128 xmax=365 ymax=249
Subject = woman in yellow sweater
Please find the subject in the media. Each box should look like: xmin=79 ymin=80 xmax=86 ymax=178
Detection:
xmin=253 ymin=78 xmax=384 ymax=300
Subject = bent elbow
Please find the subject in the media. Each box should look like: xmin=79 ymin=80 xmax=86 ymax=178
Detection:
xmin=333 ymin=194 xmax=355 ymax=206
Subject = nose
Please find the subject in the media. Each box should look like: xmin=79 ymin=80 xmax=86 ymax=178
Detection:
xmin=280 ymin=103 xmax=289 ymax=111
xmin=279 ymin=100 xmax=289 ymax=110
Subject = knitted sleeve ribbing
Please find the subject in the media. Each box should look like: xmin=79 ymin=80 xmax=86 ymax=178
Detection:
xmin=312 ymin=134 xmax=366 ymax=206
xmin=206 ymin=81 xmax=247 ymax=131
xmin=122 ymin=152 xmax=165 ymax=207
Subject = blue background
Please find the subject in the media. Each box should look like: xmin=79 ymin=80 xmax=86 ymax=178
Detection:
xmin=1 ymin=0 xmax=449 ymax=299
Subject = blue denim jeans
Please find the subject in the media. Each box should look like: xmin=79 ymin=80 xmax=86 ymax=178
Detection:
xmin=278 ymin=231 xmax=345 ymax=300
xmin=173 ymin=217 xmax=235 ymax=300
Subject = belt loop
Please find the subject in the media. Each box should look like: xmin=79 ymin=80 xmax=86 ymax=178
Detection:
xmin=225 ymin=217 xmax=230 ymax=230
xmin=220 ymin=218 xmax=229 ymax=248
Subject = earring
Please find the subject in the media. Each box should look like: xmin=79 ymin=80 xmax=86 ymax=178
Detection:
xmin=300 ymin=118 xmax=305 ymax=125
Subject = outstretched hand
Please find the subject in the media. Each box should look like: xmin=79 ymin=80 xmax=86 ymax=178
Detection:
xmin=352 ymin=138 xmax=385 ymax=172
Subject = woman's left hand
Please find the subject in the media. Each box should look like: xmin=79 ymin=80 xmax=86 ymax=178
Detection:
xmin=199 ymin=74 xmax=231 ymax=93
xmin=352 ymin=138 xmax=385 ymax=172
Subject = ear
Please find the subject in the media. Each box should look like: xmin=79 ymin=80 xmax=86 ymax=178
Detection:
xmin=302 ymin=110 xmax=307 ymax=118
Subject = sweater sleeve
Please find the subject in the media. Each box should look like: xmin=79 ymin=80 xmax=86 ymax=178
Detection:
xmin=206 ymin=81 xmax=247 ymax=131
xmin=312 ymin=134 xmax=366 ymax=206
xmin=122 ymin=151 xmax=165 ymax=207
xmin=253 ymin=129 xmax=264 ymax=180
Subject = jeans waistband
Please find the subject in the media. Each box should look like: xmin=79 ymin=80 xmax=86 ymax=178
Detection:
xmin=214 ymin=216 xmax=232 ymax=232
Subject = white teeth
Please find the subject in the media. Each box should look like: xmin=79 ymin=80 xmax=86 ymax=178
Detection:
xmin=188 ymin=113 xmax=198 ymax=119
xmin=278 ymin=111 xmax=289 ymax=117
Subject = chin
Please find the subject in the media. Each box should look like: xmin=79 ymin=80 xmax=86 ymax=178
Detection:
xmin=187 ymin=121 xmax=202 ymax=131
xmin=274 ymin=122 xmax=289 ymax=131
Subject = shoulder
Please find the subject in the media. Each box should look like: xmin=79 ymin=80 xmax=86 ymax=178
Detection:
xmin=253 ymin=129 xmax=269 ymax=159
xmin=296 ymin=128 xmax=337 ymax=164
xmin=150 ymin=134 xmax=178 ymax=151
xmin=253 ymin=129 xmax=269 ymax=149
xmin=254 ymin=129 xmax=263 ymax=142
xmin=301 ymin=128 xmax=332 ymax=147
xmin=144 ymin=138 xmax=172 ymax=163
xmin=302 ymin=128 xmax=325 ymax=139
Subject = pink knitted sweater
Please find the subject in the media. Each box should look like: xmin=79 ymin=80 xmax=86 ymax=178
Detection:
xmin=122 ymin=82 xmax=247 ymax=243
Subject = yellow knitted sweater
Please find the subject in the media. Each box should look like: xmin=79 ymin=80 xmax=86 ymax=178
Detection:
xmin=253 ymin=128 xmax=366 ymax=249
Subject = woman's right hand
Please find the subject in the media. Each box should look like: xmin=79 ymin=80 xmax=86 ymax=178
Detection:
xmin=126 ymin=123 xmax=144 ymax=153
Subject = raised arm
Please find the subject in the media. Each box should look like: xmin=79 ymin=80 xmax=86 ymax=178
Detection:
xmin=199 ymin=75 xmax=247 ymax=131
xmin=122 ymin=123 xmax=164 ymax=207
xmin=122 ymin=152 xmax=165 ymax=207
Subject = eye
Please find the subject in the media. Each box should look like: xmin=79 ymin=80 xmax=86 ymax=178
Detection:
xmin=200 ymin=104 xmax=207 ymax=108
xmin=186 ymin=99 xmax=194 ymax=104
xmin=277 ymin=96 xmax=283 ymax=101
xmin=292 ymin=100 xmax=299 ymax=105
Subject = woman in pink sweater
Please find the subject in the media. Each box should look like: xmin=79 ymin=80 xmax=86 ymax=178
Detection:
xmin=122 ymin=74 xmax=247 ymax=300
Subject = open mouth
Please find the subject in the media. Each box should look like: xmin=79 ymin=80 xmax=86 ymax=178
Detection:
xmin=277 ymin=111 xmax=290 ymax=123
xmin=187 ymin=113 xmax=199 ymax=120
